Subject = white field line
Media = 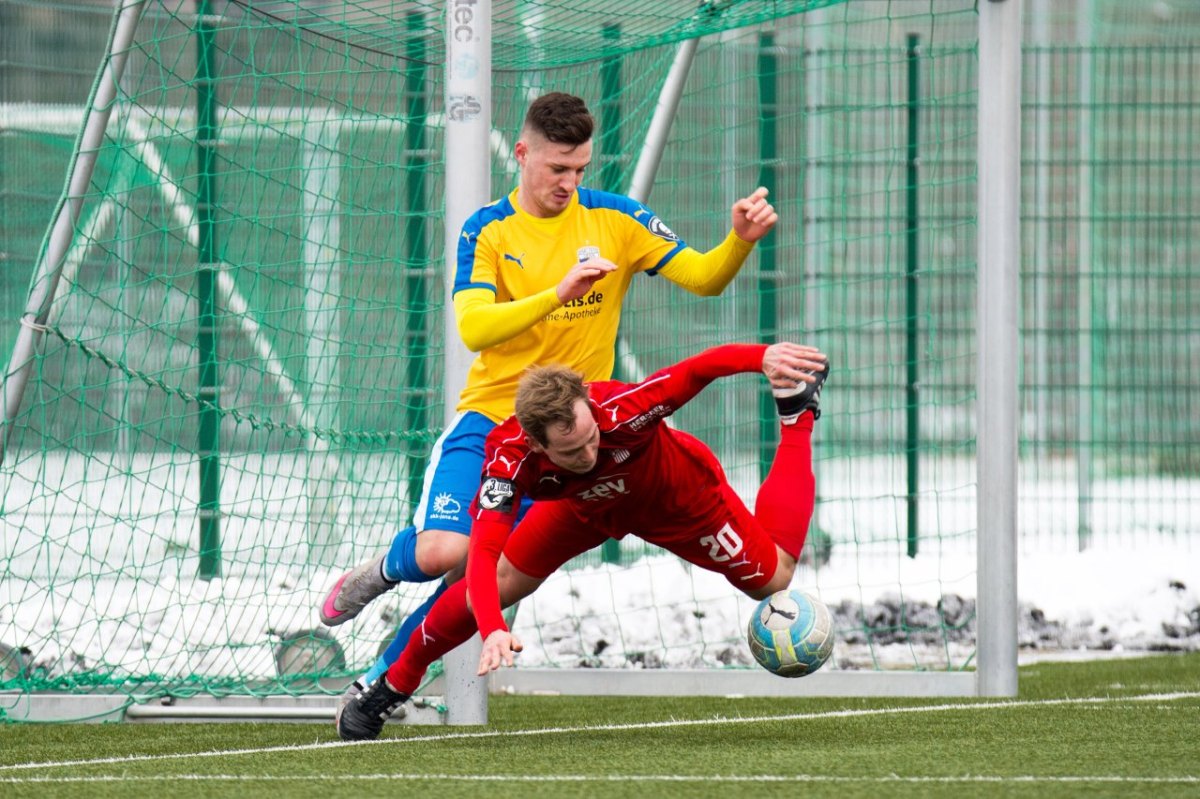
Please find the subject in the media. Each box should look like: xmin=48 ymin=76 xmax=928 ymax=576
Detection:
xmin=1 ymin=774 xmax=1198 ymax=786
xmin=0 ymin=692 xmax=1197 ymax=775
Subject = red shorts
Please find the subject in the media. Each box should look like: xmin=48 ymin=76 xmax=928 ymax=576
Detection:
xmin=502 ymin=481 xmax=779 ymax=593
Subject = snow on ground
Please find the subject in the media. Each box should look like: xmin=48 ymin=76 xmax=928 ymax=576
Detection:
xmin=510 ymin=540 xmax=1200 ymax=672
xmin=2 ymin=452 xmax=1198 ymax=681
xmin=1 ymin=538 xmax=1197 ymax=681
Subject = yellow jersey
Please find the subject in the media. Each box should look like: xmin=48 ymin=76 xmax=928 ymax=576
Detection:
xmin=453 ymin=186 xmax=686 ymax=421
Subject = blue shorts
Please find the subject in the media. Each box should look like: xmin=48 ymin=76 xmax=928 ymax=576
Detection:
xmin=411 ymin=411 xmax=533 ymax=535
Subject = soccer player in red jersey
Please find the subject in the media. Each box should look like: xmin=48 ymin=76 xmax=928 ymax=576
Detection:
xmin=336 ymin=341 xmax=828 ymax=740
xmin=321 ymin=93 xmax=780 ymax=706
xmin=320 ymin=93 xmax=778 ymax=652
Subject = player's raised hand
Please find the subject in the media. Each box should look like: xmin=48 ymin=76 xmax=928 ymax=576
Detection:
xmin=556 ymin=257 xmax=617 ymax=304
xmin=478 ymin=629 xmax=524 ymax=675
xmin=731 ymin=186 xmax=778 ymax=242
xmin=762 ymin=342 xmax=827 ymax=389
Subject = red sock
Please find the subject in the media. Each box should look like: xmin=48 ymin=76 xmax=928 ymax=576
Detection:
xmin=385 ymin=580 xmax=479 ymax=694
xmin=754 ymin=411 xmax=816 ymax=560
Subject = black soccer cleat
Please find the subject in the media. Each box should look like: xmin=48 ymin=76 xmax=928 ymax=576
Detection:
xmin=336 ymin=674 xmax=409 ymax=741
xmin=773 ymin=359 xmax=829 ymax=421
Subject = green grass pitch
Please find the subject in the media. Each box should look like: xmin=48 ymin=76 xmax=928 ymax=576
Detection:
xmin=2 ymin=652 xmax=1198 ymax=798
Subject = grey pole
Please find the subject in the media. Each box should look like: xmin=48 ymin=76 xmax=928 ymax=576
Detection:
xmin=442 ymin=0 xmax=491 ymax=725
xmin=302 ymin=123 xmax=343 ymax=568
xmin=0 ymin=0 xmax=147 ymax=465
xmin=626 ymin=38 xmax=698 ymax=204
xmin=976 ymin=0 xmax=1021 ymax=698
xmin=1075 ymin=0 xmax=1095 ymax=552
xmin=1032 ymin=0 xmax=1050 ymax=445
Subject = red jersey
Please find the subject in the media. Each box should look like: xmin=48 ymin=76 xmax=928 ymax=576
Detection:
xmin=465 ymin=343 xmax=768 ymax=637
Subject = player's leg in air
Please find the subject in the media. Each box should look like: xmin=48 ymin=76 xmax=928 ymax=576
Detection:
xmin=336 ymin=502 xmax=605 ymax=741
xmin=745 ymin=355 xmax=829 ymax=594
xmin=646 ymin=357 xmax=828 ymax=602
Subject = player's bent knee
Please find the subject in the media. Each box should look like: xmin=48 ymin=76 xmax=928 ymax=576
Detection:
xmin=775 ymin=547 xmax=797 ymax=579
xmin=496 ymin=556 xmax=543 ymax=607
xmin=442 ymin=558 xmax=467 ymax=585
xmin=747 ymin=549 xmax=797 ymax=599
xmin=414 ymin=529 xmax=470 ymax=576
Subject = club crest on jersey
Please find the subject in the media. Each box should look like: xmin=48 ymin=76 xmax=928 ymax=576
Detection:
xmin=577 ymin=245 xmax=601 ymax=263
xmin=647 ymin=215 xmax=679 ymax=242
xmin=478 ymin=477 xmax=515 ymax=512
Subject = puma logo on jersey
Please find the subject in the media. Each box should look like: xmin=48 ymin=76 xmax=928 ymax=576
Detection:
xmin=578 ymin=478 xmax=628 ymax=502
xmin=503 ymin=253 xmax=526 ymax=269
xmin=738 ymin=562 xmax=765 ymax=582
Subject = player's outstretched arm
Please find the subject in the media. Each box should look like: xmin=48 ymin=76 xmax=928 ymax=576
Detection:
xmin=654 ymin=187 xmax=778 ymax=297
xmin=625 ymin=342 xmax=827 ymax=420
xmin=478 ymin=630 xmax=524 ymax=675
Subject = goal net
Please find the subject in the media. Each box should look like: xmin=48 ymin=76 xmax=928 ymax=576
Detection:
xmin=1 ymin=0 xmax=996 ymax=721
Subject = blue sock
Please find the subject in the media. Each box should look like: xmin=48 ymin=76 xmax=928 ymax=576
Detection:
xmin=366 ymin=579 xmax=449 ymax=679
xmin=382 ymin=525 xmax=440 ymax=583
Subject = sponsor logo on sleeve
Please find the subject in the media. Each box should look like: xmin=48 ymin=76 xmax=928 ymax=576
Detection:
xmin=628 ymin=403 xmax=673 ymax=431
xmin=478 ymin=477 xmax=515 ymax=513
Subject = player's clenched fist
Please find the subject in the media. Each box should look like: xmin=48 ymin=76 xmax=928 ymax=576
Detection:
xmin=556 ymin=257 xmax=617 ymax=304
xmin=731 ymin=186 xmax=778 ymax=243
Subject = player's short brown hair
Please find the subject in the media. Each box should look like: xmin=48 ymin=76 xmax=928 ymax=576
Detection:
xmin=521 ymin=92 xmax=594 ymax=146
xmin=515 ymin=364 xmax=589 ymax=446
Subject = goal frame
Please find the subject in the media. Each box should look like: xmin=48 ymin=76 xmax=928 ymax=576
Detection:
xmin=2 ymin=0 xmax=1019 ymax=724
xmin=436 ymin=0 xmax=1019 ymax=718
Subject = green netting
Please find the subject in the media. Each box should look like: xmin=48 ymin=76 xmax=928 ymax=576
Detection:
xmin=1 ymin=0 xmax=1198 ymax=719
xmin=1020 ymin=3 xmax=1200 ymax=550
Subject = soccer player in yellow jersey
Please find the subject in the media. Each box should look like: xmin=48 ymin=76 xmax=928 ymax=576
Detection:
xmin=320 ymin=92 xmax=778 ymax=690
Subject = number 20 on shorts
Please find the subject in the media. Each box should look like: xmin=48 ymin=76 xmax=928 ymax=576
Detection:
xmin=700 ymin=522 xmax=744 ymax=563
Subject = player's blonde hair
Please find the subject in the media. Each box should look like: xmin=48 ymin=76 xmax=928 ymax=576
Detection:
xmin=515 ymin=364 xmax=588 ymax=446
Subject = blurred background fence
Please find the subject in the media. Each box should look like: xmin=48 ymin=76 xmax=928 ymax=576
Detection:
xmin=0 ymin=0 xmax=1196 ymax=708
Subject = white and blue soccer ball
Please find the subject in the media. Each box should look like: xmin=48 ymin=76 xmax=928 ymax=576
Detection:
xmin=747 ymin=589 xmax=834 ymax=677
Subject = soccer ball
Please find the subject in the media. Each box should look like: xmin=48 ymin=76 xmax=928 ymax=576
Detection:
xmin=747 ymin=589 xmax=834 ymax=677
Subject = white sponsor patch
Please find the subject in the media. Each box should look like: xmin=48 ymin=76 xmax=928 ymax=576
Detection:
xmin=479 ymin=477 xmax=514 ymax=511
